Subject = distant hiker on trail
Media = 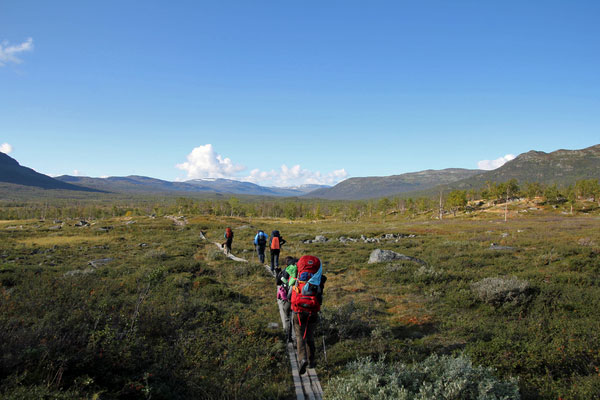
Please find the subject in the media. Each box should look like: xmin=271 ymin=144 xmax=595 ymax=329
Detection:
xmin=222 ymin=227 xmax=234 ymax=254
xmin=291 ymin=255 xmax=327 ymax=375
xmin=269 ymin=230 xmax=286 ymax=274
xmin=277 ymin=256 xmax=298 ymax=340
xmin=254 ymin=230 xmax=269 ymax=264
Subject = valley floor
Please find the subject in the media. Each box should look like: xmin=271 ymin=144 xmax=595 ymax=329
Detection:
xmin=1 ymin=209 xmax=599 ymax=399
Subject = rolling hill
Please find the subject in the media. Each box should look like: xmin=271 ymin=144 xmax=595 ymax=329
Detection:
xmin=0 ymin=152 xmax=102 ymax=192
xmin=445 ymin=144 xmax=600 ymax=191
xmin=305 ymin=168 xmax=482 ymax=200
xmin=306 ymin=144 xmax=600 ymax=200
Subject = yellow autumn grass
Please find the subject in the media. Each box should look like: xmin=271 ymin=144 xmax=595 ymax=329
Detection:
xmin=0 ymin=219 xmax=37 ymax=226
xmin=16 ymin=235 xmax=110 ymax=247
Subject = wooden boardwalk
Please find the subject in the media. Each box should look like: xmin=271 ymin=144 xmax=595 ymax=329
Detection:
xmin=267 ymin=267 xmax=323 ymax=400
xmin=198 ymin=231 xmax=248 ymax=262
xmin=198 ymin=232 xmax=322 ymax=398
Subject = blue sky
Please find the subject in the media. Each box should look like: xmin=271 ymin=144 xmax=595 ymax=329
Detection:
xmin=1 ymin=1 xmax=599 ymax=186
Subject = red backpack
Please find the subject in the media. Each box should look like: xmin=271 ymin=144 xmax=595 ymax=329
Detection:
xmin=291 ymin=255 xmax=322 ymax=314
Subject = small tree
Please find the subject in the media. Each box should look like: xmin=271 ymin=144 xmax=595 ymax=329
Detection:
xmin=525 ymin=181 xmax=543 ymax=200
xmin=543 ymin=184 xmax=560 ymax=205
xmin=446 ymin=190 xmax=468 ymax=216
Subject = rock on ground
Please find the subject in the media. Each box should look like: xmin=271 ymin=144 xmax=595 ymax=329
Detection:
xmin=368 ymin=249 xmax=426 ymax=265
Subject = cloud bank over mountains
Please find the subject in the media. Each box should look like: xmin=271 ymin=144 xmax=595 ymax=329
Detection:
xmin=0 ymin=38 xmax=33 ymax=66
xmin=477 ymin=154 xmax=516 ymax=170
xmin=176 ymin=144 xmax=348 ymax=187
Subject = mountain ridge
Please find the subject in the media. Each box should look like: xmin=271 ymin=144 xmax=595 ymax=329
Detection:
xmin=0 ymin=153 xmax=103 ymax=192
xmin=2 ymin=144 xmax=598 ymax=199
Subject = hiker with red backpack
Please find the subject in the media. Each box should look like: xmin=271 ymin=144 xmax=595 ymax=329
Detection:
xmin=269 ymin=230 xmax=286 ymax=274
xmin=291 ymin=255 xmax=327 ymax=375
xmin=222 ymin=227 xmax=234 ymax=254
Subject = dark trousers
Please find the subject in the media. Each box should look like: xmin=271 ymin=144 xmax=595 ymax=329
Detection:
xmin=293 ymin=312 xmax=318 ymax=365
xmin=257 ymin=246 xmax=266 ymax=263
xmin=224 ymin=239 xmax=232 ymax=254
xmin=270 ymin=249 xmax=280 ymax=270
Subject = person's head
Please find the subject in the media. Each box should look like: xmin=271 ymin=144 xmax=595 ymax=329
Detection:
xmin=285 ymin=256 xmax=297 ymax=266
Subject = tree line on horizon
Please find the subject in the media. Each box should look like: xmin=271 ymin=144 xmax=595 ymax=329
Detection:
xmin=1 ymin=179 xmax=599 ymax=221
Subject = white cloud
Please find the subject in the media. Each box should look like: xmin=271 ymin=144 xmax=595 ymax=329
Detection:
xmin=0 ymin=38 xmax=34 ymax=66
xmin=244 ymin=165 xmax=348 ymax=187
xmin=477 ymin=154 xmax=516 ymax=170
xmin=176 ymin=144 xmax=245 ymax=179
xmin=73 ymin=169 xmax=83 ymax=176
xmin=176 ymin=144 xmax=348 ymax=187
xmin=0 ymin=143 xmax=13 ymax=154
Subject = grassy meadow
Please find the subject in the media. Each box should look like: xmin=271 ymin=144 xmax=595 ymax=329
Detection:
xmin=1 ymin=202 xmax=599 ymax=399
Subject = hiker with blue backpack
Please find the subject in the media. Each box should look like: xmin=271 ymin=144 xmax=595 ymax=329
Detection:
xmin=269 ymin=230 xmax=286 ymax=274
xmin=291 ymin=255 xmax=327 ymax=375
xmin=253 ymin=230 xmax=269 ymax=263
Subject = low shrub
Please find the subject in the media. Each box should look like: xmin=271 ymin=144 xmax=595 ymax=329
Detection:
xmin=318 ymin=301 xmax=374 ymax=343
xmin=471 ymin=277 xmax=532 ymax=307
xmin=325 ymin=354 xmax=520 ymax=400
xmin=144 ymin=249 xmax=167 ymax=261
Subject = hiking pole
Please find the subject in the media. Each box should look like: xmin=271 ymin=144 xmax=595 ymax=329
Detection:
xmin=322 ymin=336 xmax=327 ymax=365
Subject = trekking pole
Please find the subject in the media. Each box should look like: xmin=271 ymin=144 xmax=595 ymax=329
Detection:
xmin=322 ymin=335 xmax=327 ymax=364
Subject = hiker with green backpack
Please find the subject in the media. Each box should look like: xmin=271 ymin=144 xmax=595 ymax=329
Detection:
xmin=291 ymin=255 xmax=327 ymax=375
xmin=276 ymin=256 xmax=298 ymax=341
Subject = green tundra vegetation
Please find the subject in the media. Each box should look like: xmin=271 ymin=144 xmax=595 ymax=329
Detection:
xmin=1 ymin=179 xmax=599 ymax=399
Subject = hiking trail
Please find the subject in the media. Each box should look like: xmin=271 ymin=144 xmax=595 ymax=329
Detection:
xmin=268 ymin=267 xmax=323 ymax=400
xmin=198 ymin=231 xmax=322 ymax=399
xmin=198 ymin=231 xmax=248 ymax=262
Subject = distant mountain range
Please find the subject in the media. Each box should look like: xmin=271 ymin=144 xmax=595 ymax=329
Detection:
xmin=1 ymin=144 xmax=599 ymax=200
xmin=307 ymin=144 xmax=600 ymax=200
xmin=446 ymin=144 xmax=600 ymax=190
xmin=56 ymin=175 xmax=328 ymax=197
xmin=305 ymin=168 xmax=481 ymax=200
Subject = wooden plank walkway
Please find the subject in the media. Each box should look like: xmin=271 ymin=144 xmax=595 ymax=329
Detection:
xmin=198 ymin=232 xmax=322 ymax=398
xmin=269 ymin=265 xmax=323 ymax=400
xmin=199 ymin=231 xmax=248 ymax=262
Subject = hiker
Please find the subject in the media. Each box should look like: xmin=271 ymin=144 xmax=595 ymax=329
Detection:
xmin=222 ymin=227 xmax=234 ymax=254
xmin=276 ymin=256 xmax=298 ymax=340
xmin=269 ymin=230 xmax=286 ymax=274
xmin=291 ymin=255 xmax=327 ymax=375
xmin=254 ymin=230 xmax=269 ymax=263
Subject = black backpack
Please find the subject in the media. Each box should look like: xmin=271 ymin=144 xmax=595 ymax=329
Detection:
xmin=257 ymin=232 xmax=267 ymax=246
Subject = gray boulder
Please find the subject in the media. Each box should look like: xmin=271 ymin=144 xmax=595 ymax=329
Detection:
xmin=368 ymin=249 xmax=426 ymax=265
xmin=314 ymin=235 xmax=328 ymax=243
xmin=88 ymin=258 xmax=114 ymax=268
xmin=488 ymin=243 xmax=515 ymax=251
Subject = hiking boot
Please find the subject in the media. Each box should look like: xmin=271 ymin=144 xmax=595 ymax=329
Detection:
xmin=299 ymin=359 xmax=308 ymax=375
